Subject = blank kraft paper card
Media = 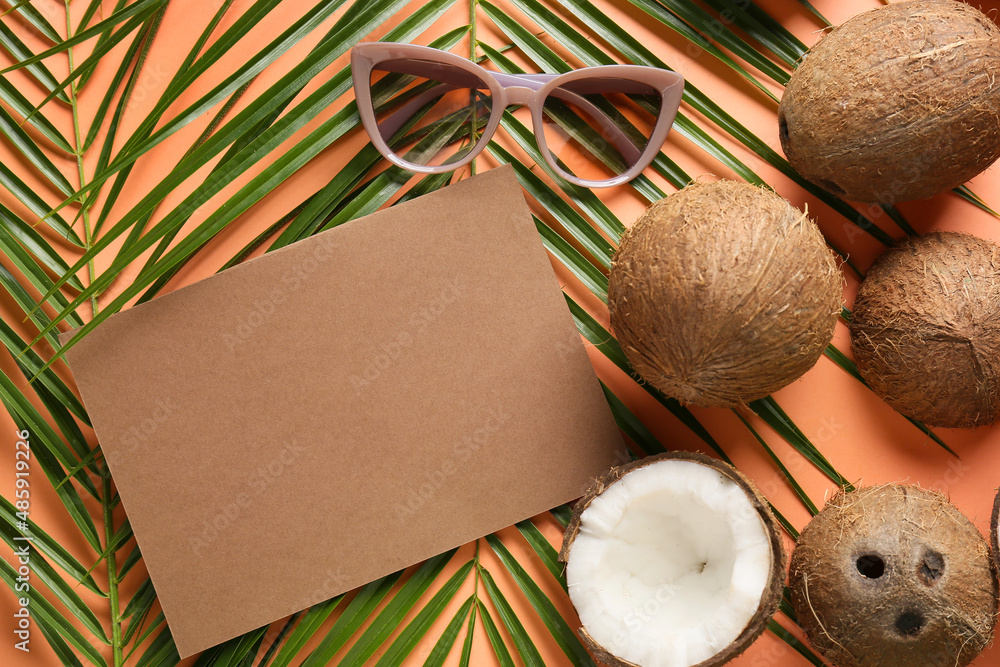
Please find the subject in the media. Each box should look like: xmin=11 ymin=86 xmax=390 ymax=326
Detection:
xmin=62 ymin=165 xmax=626 ymax=657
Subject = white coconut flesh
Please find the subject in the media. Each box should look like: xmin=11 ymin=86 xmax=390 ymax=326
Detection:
xmin=566 ymin=460 xmax=773 ymax=667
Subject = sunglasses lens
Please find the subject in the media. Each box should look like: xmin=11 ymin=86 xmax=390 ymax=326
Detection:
xmin=541 ymin=78 xmax=661 ymax=182
xmin=369 ymin=59 xmax=493 ymax=169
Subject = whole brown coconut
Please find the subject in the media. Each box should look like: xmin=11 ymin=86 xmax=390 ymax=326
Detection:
xmin=779 ymin=0 xmax=1000 ymax=203
xmin=850 ymin=231 xmax=1000 ymax=428
xmin=608 ymin=180 xmax=842 ymax=408
xmin=790 ymin=485 xmax=998 ymax=667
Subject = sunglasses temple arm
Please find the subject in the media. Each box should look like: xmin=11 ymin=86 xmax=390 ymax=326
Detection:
xmin=546 ymin=87 xmax=643 ymax=164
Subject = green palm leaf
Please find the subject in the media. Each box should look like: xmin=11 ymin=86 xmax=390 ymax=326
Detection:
xmin=133 ymin=627 xmax=178 ymax=667
xmin=0 ymin=558 xmax=109 ymax=665
xmin=21 ymin=2 xmax=167 ymax=116
xmin=629 ymin=0 xmax=790 ymax=84
xmin=601 ymin=382 xmax=667 ymax=456
xmin=486 ymin=534 xmax=595 ymax=666
xmin=2 ymin=0 xmax=165 ymax=75
xmin=0 ymin=523 xmax=107 ymax=637
xmin=479 ymin=564 xmax=546 ymax=663
xmin=267 ymin=601 xmax=341 ymax=667
xmin=476 ymin=599 xmax=516 ymax=666
xmin=300 ymin=574 xmax=402 ymax=666
xmin=422 ymin=596 xmax=474 ymax=666
xmin=373 ymin=561 xmax=474 ymax=666
xmin=699 ymin=0 xmax=807 ymax=65
xmin=335 ymin=552 xmax=456 ymax=665
xmin=0 ymin=75 xmax=73 ymax=150
xmin=0 ymin=17 xmax=69 ymax=102
xmin=3 ymin=0 xmax=62 ymax=43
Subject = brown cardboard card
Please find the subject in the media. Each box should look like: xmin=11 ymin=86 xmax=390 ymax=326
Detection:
xmin=61 ymin=165 xmax=626 ymax=657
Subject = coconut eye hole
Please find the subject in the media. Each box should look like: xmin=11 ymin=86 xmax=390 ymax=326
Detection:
xmin=918 ymin=549 xmax=945 ymax=585
xmin=895 ymin=611 xmax=925 ymax=637
xmin=778 ymin=113 xmax=790 ymax=146
xmin=856 ymin=554 xmax=886 ymax=579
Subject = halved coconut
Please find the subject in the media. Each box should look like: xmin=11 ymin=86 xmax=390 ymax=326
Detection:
xmin=559 ymin=452 xmax=785 ymax=667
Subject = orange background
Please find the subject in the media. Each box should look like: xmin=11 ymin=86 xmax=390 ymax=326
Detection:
xmin=2 ymin=0 xmax=1000 ymax=665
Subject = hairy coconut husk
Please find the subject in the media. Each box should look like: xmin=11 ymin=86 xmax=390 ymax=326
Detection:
xmin=850 ymin=231 xmax=1000 ymax=428
xmin=608 ymin=180 xmax=842 ymax=408
xmin=779 ymin=0 xmax=1000 ymax=203
xmin=560 ymin=451 xmax=787 ymax=667
xmin=790 ymin=484 xmax=998 ymax=667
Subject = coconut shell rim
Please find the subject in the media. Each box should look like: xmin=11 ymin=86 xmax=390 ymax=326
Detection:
xmin=992 ymin=486 xmax=1000 ymax=573
xmin=559 ymin=451 xmax=787 ymax=667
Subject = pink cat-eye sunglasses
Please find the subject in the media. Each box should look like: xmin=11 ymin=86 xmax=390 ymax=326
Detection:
xmin=351 ymin=43 xmax=685 ymax=188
